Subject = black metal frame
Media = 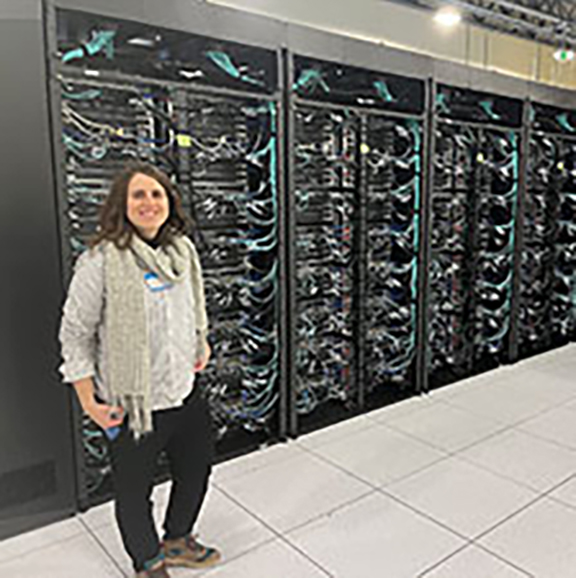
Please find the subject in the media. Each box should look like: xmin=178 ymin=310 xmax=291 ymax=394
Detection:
xmin=508 ymin=98 xmax=531 ymax=363
xmin=417 ymin=77 xmax=436 ymax=394
xmin=46 ymin=0 xmax=288 ymax=506
xmin=286 ymin=50 xmax=428 ymax=434
xmin=44 ymin=0 xmax=88 ymax=510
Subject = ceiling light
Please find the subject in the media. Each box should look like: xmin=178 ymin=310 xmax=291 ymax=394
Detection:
xmin=127 ymin=37 xmax=156 ymax=48
xmin=554 ymin=48 xmax=575 ymax=62
xmin=434 ymin=6 xmax=462 ymax=27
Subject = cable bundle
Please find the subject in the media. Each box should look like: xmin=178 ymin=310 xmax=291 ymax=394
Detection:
xmin=429 ymin=91 xmax=520 ymax=382
xmin=293 ymin=106 xmax=358 ymax=414
xmin=177 ymin=95 xmax=280 ymax=439
xmin=475 ymin=129 xmax=518 ymax=357
xmin=520 ymin=104 xmax=576 ymax=353
xmin=364 ymin=117 xmax=421 ymax=390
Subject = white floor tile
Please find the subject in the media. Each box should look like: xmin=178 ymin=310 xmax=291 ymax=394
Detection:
xmin=86 ymin=521 xmax=132 ymax=576
xmin=546 ymin=476 xmax=576 ymax=510
xmin=217 ymin=450 xmax=371 ymax=533
xmin=200 ymin=539 xmax=327 ymax=578
xmin=80 ymin=500 xmax=115 ymax=531
xmin=212 ymin=441 xmax=307 ymax=484
xmin=0 ymin=531 xmax=123 ymax=577
xmin=440 ymin=379 xmax=555 ymax=425
xmin=308 ymin=423 xmax=448 ymax=487
xmin=386 ymin=457 xmax=537 ymax=539
xmin=364 ymin=394 xmax=439 ymax=424
xmin=557 ymin=395 xmax=576 ymax=413
xmin=297 ymin=414 xmax=374 ymax=450
xmin=428 ymin=371 xmax=497 ymax=402
xmin=420 ymin=544 xmax=532 ymax=577
xmin=518 ymin=407 xmax=576 ymax=450
xmin=10 ymin=345 xmax=576 ymax=577
xmin=288 ymin=492 xmax=465 ymax=578
xmin=195 ymin=486 xmax=276 ymax=562
xmin=0 ymin=516 xmax=84 ymax=565
xmin=458 ymin=428 xmax=576 ymax=492
xmin=479 ymin=497 xmax=576 ymax=578
xmin=383 ymin=402 xmax=506 ymax=453
xmin=93 ymin=485 xmax=274 ymax=576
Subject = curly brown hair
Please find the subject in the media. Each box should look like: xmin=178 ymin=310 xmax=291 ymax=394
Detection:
xmin=89 ymin=162 xmax=192 ymax=250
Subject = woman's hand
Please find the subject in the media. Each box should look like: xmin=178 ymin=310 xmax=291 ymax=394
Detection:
xmin=194 ymin=341 xmax=211 ymax=372
xmin=84 ymin=400 xmax=125 ymax=431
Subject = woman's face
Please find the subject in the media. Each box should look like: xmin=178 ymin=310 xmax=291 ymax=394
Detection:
xmin=126 ymin=172 xmax=170 ymax=240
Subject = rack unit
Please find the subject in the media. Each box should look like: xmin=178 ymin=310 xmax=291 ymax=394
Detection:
xmin=427 ymin=84 xmax=523 ymax=389
xmin=518 ymin=102 xmax=576 ymax=358
xmin=286 ymin=54 xmax=426 ymax=435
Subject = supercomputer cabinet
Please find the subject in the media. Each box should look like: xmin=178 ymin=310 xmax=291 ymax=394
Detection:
xmin=48 ymin=6 xmax=288 ymax=507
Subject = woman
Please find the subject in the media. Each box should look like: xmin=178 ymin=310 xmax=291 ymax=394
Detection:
xmin=59 ymin=162 xmax=221 ymax=577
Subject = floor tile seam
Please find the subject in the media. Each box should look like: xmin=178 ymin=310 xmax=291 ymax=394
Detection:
xmin=0 ymin=527 xmax=88 ymax=570
xmin=212 ymin=444 xmax=311 ymax=486
xmin=472 ymin=541 xmax=537 ymax=577
xmin=215 ymin=481 xmax=377 ymax=541
xmin=436 ymin=396 xmax=561 ymax=427
xmin=464 ymin=490 xmax=552 ymax=544
xmin=452 ymin=450 xmax=576 ymax=495
xmin=512 ymin=425 xmax=576 ymax=453
xmin=379 ymin=479 xmax=550 ymax=547
xmin=214 ymin=486 xmax=376 ymax=578
xmin=453 ymin=417 xmax=576 ymax=456
xmin=374 ymin=486 xmax=474 ymax=543
xmin=277 ymin=443 xmax=377 ymax=490
xmin=295 ymin=443 xmax=380 ymax=489
xmin=295 ymin=419 xmax=382 ymax=452
xmin=525 ymin=470 xmax=576 ymax=503
xmin=437 ymin=382 xmax=573 ymax=410
xmin=543 ymin=492 xmax=576 ymax=513
xmin=364 ymin=404 xmax=441 ymax=426
xmin=272 ymin=534 xmax=335 ymax=578
xmin=78 ymin=517 xmax=129 ymax=577
xmin=298 ymin=433 xmax=453 ymax=490
xmin=382 ymin=418 xmax=514 ymax=456
xmin=415 ymin=542 xmax=486 ymax=578
xmin=367 ymin=418 xmax=465 ymax=455
xmin=82 ymin=479 xmax=337 ymax=575
xmin=198 ymin=536 xmax=279 ymax=576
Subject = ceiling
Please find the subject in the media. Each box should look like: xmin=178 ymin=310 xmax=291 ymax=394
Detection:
xmin=391 ymin=0 xmax=576 ymax=46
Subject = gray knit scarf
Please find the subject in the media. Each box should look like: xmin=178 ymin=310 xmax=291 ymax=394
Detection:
xmin=103 ymin=234 xmax=207 ymax=439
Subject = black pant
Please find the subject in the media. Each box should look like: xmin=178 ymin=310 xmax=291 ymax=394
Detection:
xmin=108 ymin=387 xmax=214 ymax=572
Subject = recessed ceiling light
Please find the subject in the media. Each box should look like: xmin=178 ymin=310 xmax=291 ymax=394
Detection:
xmin=434 ymin=6 xmax=462 ymax=27
xmin=127 ymin=37 xmax=156 ymax=48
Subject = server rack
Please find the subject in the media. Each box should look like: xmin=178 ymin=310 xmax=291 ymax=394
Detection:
xmin=427 ymin=84 xmax=523 ymax=389
xmin=46 ymin=6 xmax=288 ymax=507
xmin=285 ymin=53 xmax=427 ymax=436
xmin=518 ymin=101 xmax=576 ymax=359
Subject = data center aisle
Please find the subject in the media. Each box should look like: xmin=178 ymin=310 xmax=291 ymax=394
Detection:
xmin=4 ymin=344 xmax=576 ymax=577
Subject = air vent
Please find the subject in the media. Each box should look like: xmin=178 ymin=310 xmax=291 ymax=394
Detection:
xmin=0 ymin=461 xmax=57 ymax=511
